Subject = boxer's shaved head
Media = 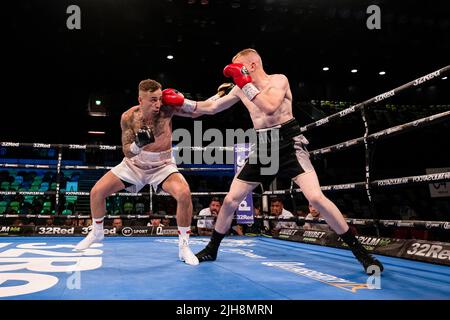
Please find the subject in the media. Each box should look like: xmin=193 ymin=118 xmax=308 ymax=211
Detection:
xmin=232 ymin=48 xmax=262 ymax=65
xmin=232 ymin=48 xmax=263 ymax=71
xmin=138 ymin=79 xmax=162 ymax=95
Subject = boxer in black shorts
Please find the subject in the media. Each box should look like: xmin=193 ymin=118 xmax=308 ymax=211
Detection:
xmin=163 ymin=49 xmax=383 ymax=274
xmin=237 ymin=118 xmax=313 ymax=192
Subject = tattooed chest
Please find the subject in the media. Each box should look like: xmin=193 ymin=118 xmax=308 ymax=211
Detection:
xmin=135 ymin=116 xmax=170 ymax=138
xmin=152 ymin=118 xmax=170 ymax=137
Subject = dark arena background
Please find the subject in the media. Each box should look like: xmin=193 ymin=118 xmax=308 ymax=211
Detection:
xmin=1 ymin=0 xmax=449 ymax=314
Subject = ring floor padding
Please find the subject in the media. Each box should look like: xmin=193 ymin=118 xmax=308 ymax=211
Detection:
xmin=1 ymin=236 xmax=449 ymax=300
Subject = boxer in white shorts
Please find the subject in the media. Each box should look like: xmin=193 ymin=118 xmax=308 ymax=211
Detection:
xmin=75 ymin=79 xmax=203 ymax=265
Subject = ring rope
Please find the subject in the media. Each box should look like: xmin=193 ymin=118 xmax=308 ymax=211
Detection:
xmin=0 ymin=164 xmax=234 ymax=171
xmin=1 ymin=212 xmax=448 ymax=231
xmin=299 ymin=65 xmax=450 ymax=133
xmin=310 ymin=110 xmax=450 ymax=156
xmin=1 ymin=172 xmax=448 ymax=198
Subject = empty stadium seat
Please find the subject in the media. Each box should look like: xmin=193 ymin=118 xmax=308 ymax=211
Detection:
xmin=135 ymin=202 xmax=145 ymax=214
xmin=39 ymin=182 xmax=49 ymax=191
xmin=1 ymin=182 xmax=10 ymax=190
xmin=40 ymin=201 xmax=53 ymax=214
xmin=62 ymin=208 xmax=73 ymax=215
xmin=24 ymin=196 xmax=34 ymax=204
xmin=8 ymin=201 xmax=20 ymax=213
xmin=10 ymin=182 xmax=21 ymax=191
xmin=14 ymin=175 xmax=24 ymax=184
xmin=0 ymin=201 xmax=8 ymax=214
xmin=123 ymin=202 xmax=134 ymax=214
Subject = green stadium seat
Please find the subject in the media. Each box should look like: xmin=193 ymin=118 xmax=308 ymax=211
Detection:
xmin=31 ymin=181 xmax=41 ymax=188
xmin=123 ymin=202 xmax=134 ymax=214
xmin=0 ymin=201 xmax=8 ymax=214
xmin=10 ymin=182 xmax=20 ymax=190
xmin=40 ymin=201 xmax=53 ymax=214
xmin=24 ymin=196 xmax=34 ymax=204
xmin=1 ymin=182 xmax=10 ymax=190
xmin=65 ymin=195 xmax=78 ymax=204
xmin=8 ymin=201 xmax=20 ymax=213
xmin=62 ymin=209 xmax=73 ymax=215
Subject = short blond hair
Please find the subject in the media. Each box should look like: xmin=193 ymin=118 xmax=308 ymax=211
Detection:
xmin=138 ymin=79 xmax=162 ymax=93
xmin=232 ymin=48 xmax=260 ymax=62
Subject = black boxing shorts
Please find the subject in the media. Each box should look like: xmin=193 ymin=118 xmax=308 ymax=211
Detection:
xmin=236 ymin=118 xmax=314 ymax=191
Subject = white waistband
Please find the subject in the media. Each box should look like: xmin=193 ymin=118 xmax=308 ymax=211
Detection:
xmin=136 ymin=149 xmax=173 ymax=162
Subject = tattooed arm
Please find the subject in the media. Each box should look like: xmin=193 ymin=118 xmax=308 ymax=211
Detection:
xmin=120 ymin=112 xmax=138 ymax=159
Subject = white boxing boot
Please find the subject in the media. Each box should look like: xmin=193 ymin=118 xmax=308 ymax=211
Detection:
xmin=75 ymin=218 xmax=105 ymax=251
xmin=178 ymin=226 xmax=199 ymax=266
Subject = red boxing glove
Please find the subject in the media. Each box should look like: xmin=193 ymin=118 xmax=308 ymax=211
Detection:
xmin=162 ymin=88 xmax=184 ymax=106
xmin=223 ymin=63 xmax=260 ymax=101
xmin=162 ymin=88 xmax=197 ymax=113
xmin=223 ymin=63 xmax=252 ymax=88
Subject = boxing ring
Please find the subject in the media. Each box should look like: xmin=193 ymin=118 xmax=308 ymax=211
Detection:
xmin=1 ymin=65 xmax=450 ymax=300
xmin=1 ymin=236 xmax=450 ymax=300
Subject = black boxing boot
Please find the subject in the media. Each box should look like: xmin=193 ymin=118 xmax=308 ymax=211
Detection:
xmin=339 ymin=228 xmax=384 ymax=275
xmin=196 ymin=229 xmax=226 ymax=262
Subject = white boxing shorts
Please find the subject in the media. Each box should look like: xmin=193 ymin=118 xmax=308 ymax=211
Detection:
xmin=111 ymin=149 xmax=179 ymax=194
